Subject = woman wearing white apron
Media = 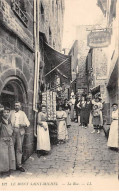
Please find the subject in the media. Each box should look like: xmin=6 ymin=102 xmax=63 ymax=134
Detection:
xmin=56 ymin=104 xmax=68 ymax=144
xmin=107 ymin=103 xmax=118 ymax=150
xmin=36 ymin=105 xmax=51 ymax=156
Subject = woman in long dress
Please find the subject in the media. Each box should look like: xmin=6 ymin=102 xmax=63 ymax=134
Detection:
xmin=36 ymin=105 xmax=51 ymax=156
xmin=0 ymin=107 xmax=16 ymax=176
xmin=70 ymin=95 xmax=76 ymax=122
xmin=91 ymin=105 xmax=101 ymax=134
xmin=76 ymin=96 xmax=81 ymax=126
xmin=80 ymin=96 xmax=87 ymax=128
xmin=92 ymin=97 xmax=103 ymax=130
xmin=107 ymin=103 xmax=118 ymax=149
xmin=56 ymin=104 xmax=68 ymax=144
xmin=84 ymin=96 xmax=92 ymax=128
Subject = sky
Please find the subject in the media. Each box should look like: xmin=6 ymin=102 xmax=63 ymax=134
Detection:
xmin=62 ymin=0 xmax=105 ymax=48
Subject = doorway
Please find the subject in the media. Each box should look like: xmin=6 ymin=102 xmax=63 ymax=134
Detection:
xmin=0 ymin=79 xmax=27 ymax=111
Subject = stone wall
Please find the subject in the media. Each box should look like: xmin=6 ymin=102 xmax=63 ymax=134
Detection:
xmin=68 ymin=40 xmax=78 ymax=73
xmin=0 ymin=0 xmax=35 ymax=161
xmin=39 ymin=0 xmax=65 ymax=51
xmin=92 ymin=48 xmax=108 ymax=101
xmin=76 ymin=25 xmax=92 ymax=91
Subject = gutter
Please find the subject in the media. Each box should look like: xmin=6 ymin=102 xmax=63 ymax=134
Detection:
xmin=33 ymin=0 xmax=40 ymax=112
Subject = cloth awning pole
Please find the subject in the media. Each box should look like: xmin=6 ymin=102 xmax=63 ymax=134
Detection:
xmin=45 ymin=58 xmax=69 ymax=77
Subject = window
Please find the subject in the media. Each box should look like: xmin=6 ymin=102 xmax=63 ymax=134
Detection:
xmin=40 ymin=2 xmax=44 ymax=21
xmin=11 ymin=0 xmax=28 ymax=27
xmin=49 ymin=27 xmax=52 ymax=45
xmin=53 ymin=41 xmax=55 ymax=48
xmin=52 ymin=0 xmax=54 ymax=14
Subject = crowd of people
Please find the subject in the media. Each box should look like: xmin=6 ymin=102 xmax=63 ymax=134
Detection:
xmin=0 ymin=93 xmax=118 ymax=177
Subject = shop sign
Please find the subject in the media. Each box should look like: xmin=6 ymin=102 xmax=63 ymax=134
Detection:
xmin=87 ymin=30 xmax=111 ymax=48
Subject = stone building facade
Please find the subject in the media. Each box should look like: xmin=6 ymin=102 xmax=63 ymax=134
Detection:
xmin=75 ymin=25 xmax=92 ymax=93
xmin=86 ymin=0 xmax=119 ymax=124
xmin=0 ymin=0 xmax=65 ymax=161
xmin=0 ymin=0 xmax=34 ymax=161
xmin=68 ymin=40 xmax=78 ymax=95
xmin=39 ymin=0 xmax=65 ymax=51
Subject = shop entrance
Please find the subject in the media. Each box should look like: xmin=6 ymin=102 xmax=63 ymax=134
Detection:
xmin=0 ymin=79 xmax=27 ymax=110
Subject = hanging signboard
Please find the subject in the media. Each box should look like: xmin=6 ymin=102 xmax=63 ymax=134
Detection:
xmin=87 ymin=30 xmax=111 ymax=48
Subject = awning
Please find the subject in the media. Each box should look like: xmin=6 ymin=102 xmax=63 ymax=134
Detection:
xmin=90 ymin=85 xmax=100 ymax=95
xmin=43 ymin=42 xmax=71 ymax=83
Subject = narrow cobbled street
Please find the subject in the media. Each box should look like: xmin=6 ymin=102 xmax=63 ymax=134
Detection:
xmin=7 ymin=122 xmax=118 ymax=180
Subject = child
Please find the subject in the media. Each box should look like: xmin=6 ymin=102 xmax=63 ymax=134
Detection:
xmin=91 ymin=105 xmax=101 ymax=134
xmin=0 ymin=107 xmax=16 ymax=177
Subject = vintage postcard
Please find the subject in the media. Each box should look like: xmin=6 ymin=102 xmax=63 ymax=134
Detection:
xmin=0 ymin=0 xmax=119 ymax=191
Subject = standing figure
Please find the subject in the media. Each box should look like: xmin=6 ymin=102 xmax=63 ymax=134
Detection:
xmin=91 ymin=105 xmax=101 ymax=134
xmin=70 ymin=95 xmax=76 ymax=122
xmin=10 ymin=101 xmax=30 ymax=172
xmin=80 ymin=96 xmax=87 ymax=128
xmin=0 ymin=107 xmax=16 ymax=176
xmin=36 ymin=105 xmax=51 ymax=156
xmin=75 ymin=95 xmax=79 ymax=123
xmin=92 ymin=96 xmax=103 ymax=130
xmin=63 ymin=99 xmax=71 ymax=128
xmin=107 ymin=103 xmax=118 ymax=150
xmin=76 ymin=96 xmax=81 ymax=126
xmin=84 ymin=96 xmax=92 ymax=128
xmin=56 ymin=105 xmax=68 ymax=144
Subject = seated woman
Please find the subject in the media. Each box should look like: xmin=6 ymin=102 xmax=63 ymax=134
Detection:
xmin=36 ymin=104 xmax=51 ymax=157
xmin=107 ymin=103 xmax=118 ymax=150
xmin=0 ymin=107 xmax=16 ymax=177
xmin=56 ymin=104 xmax=68 ymax=144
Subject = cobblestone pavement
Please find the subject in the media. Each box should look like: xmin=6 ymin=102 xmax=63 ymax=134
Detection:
xmin=1 ymin=122 xmax=118 ymax=182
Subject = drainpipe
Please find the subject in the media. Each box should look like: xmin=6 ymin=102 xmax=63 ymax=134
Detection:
xmin=33 ymin=0 xmax=40 ymax=135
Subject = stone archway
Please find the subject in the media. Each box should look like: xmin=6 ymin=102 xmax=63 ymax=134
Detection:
xmin=0 ymin=76 xmax=27 ymax=111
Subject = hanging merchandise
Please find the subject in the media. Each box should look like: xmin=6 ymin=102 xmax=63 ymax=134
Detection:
xmin=42 ymin=90 xmax=57 ymax=121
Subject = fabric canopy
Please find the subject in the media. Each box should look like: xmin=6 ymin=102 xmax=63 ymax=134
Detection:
xmin=43 ymin=42 xmax=71 ymax=83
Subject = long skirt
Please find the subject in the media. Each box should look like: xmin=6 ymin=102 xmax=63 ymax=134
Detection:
xmin=57 ymin=120 xmax=68 ymax=140
xmin=80 ymin=109 xmax=90 ymax=124
xmin=65 ymin=110 xmax=71 ymax=126
xmin=92 ymin=116 xmax=100 ymax=126
xmin=70 ymin=105 xmax=74 ymax=120
xmin=37 ymin=122 xmax=51 ymax=151
xmin=0 ymin=137 xmax=16 ymax=172
xmin=78 ymin=115 xmax=80 ymax=125
xmin=100 ymin=111 xmax=103 ymax=126
xmin=89 ymin=112 xmax=93 ymax=127
xmin=107 ymin=120 xmax=118 ymax=148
